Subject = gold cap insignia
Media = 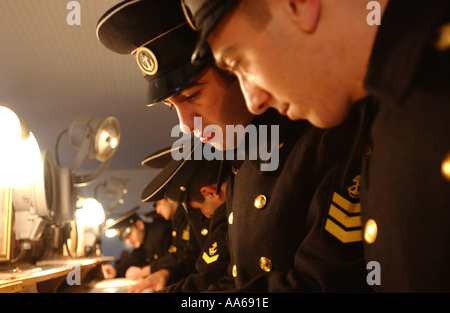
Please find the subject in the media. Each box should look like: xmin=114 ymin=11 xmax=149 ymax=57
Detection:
xmin=135 ymin=47 xmax=158 ymax=75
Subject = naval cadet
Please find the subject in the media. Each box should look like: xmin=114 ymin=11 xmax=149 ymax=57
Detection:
xmin=135 ymin=143 xmax=212 ymax=283
xmin=96 ymin=0 xmax=371 ymax=292
xmin=102 ymin=206 xmax=172 ymax=279
xmin=126 ymin=140 xmax=229 ymax=293
xmin=185 ymin=0 xmax=450 ymax=292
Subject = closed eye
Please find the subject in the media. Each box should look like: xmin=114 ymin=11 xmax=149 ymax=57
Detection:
xmin=185 ymin=91 xmax=200 ymax=102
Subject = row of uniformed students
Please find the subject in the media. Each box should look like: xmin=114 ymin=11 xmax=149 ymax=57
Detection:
xmin=98 ymin=0 xmax=370 ymax=293
xmin=99 ymin=0 xmax=450 ymax=292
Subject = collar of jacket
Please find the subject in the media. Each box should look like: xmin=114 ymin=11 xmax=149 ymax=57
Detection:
xmin=209 ymin=202 xmax=227 ymax=232
xmin=244 ymin=108 xmax=292 ymax=173
xmin=364 ymin=0 xmax=450 ymax=104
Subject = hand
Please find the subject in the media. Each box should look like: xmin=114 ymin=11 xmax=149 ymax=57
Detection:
xmin=102 ymin=264 xmax=117 ymax=279
xmin=127 ymin=269 xmax=170 ymax=293
xmin=125 ymin=266 xmax=144 ymax=280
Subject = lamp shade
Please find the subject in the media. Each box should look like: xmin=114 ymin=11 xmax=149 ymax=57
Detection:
xmin=69 ymin=116 xmax=121 ymax=163
xmin=12 ymin=150 xmax=57 ymax=241
xmin=77 ymin=198 xmax=105 ymax=227
xmin=0 ymin=105 xmax=21 ymax=146
xmin=0 ymin=105 xmax=42 ymax=187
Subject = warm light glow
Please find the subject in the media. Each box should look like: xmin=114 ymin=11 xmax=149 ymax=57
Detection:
xmin=0 ymin=132 xmax=43 ymax=187
xmin=442 ymin=156 xmax=450 ymax=180
xmin=105 ymin=219 xmax=117 ymax=237
xmin=105 ymin=229 xmax=117 ymax=238
xmin=77 ymin=198 xmax=105 ymax=226
xmin=0 ymin=106 xmax=21 ymax=146
xmin=96 ymin=122 xmax=120 ymax=159
xmin=110 ymin=138 xmax=118 ymax=149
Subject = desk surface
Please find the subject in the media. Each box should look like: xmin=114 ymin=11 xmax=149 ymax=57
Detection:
xmin=0 ymin=256 xmax=114 ymax=293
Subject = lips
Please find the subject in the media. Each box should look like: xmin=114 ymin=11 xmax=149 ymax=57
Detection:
xmin=197 ymin=129 xmax=215 ymax=144
xmin=279 ymin=103 xmax=289 ymax=116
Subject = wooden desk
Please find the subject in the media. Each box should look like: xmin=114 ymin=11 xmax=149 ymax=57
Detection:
xmin=0 ymin=256 xmax=114 ymax=293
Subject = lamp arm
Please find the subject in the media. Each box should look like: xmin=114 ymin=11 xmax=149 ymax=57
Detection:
xmin=70 ymin=136 xmax=90 ymax=171
xmin=105 ymin=199 xmax=121 ymax=216
xmin=73 ymin=158 xmax=112 ymax=187
xmin=55 ymin=129 xmax=68 ymax=166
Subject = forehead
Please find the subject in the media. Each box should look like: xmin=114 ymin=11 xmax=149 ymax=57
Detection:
xmin=207 ymin=9 xmax=255 ymax=59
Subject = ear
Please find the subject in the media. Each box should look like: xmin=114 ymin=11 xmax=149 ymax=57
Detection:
xmin=283 ymin=0 xmax=320 ymax=33
xmin=135 ymin=219 xmax=145 ymax=230
xmin=200 ymin=186 xmax=217 ymax=200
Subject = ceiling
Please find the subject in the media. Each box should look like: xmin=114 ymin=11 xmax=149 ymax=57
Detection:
xmin=0 ymin=0 xmax=180 ymax=172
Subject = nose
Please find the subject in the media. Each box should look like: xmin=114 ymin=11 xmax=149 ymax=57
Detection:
xmin=239 ymin=76 xmax=271 ymax=115
xmin=174 ymin=105 xmax=195 ymax=134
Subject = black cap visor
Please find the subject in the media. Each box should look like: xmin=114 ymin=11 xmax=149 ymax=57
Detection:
xmin=146 ymin=59 xmax=210 ymax=104
xmin=191 ymin=0 xmax=238 ymax=64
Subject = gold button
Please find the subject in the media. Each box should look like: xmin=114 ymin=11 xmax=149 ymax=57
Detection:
xmin=228 ymin=212 xmax=234 ymax=225
xmin=436 ymin=23 xmax=450 ymax=52
xmin=259 ymin=257 xmax=272 ymax=272
xmin=279 ymin=140 xmax=284 ymax=149
xmin=441 ymin=152 xmax=450 ymax=181
xmin=254 ymin=195 xmax=267 ymax=209
xmin=201 ymin=228 xmax=209 ymax=236
xmin=231 ymin=166 xmax=238 ymax=175
xmin=180 ymin=186 xmax=186 ymax=191
xmin=172 ymin=231 xmax=177 ymax=237
xmin=154 ymin=254 xmax=158 ymax=260
xmin=364 ymin=219 xmax=378 ymax=244
xmin=232 ymin=264 xmax=237 ymax=277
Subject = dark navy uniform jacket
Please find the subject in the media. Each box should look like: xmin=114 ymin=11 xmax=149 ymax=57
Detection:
xmin=208 ymin=108 xmax=372 ymax=292
xmin=161 ymin=203 xmax=230 ymax=292
xmin=115 ymin=216 xmax=172 ymax=278
xmin=151 ymin=206 xmax=191 ymax=273
xmin=361 ymin=0 xmax=450 ymax=292
xmin=157 ymin=208 xmax=211 ymax=285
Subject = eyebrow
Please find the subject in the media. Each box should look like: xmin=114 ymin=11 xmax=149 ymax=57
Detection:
xmin=170 ymin=81 xmax=206 ymax=99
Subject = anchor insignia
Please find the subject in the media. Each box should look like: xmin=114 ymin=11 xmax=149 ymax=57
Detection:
xmin=347 ymin=175 xmax=362 ymax=199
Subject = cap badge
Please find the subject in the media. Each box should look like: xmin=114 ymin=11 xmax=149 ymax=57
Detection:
xmin=135 ymin=47 xmax=158 ymax=75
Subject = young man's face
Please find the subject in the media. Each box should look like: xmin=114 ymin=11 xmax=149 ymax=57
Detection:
xmin=125 ymin=220 xmax=145 ymax=249
xmin=189 ymin=184 xmax=226 ymax=219
xmin=163 ymin=66 xmax=253 ymax=150
xmin=206 ymin=1 xmax=356 ymax=128
xmin=155 ymin=198 xmax=178 ymax=221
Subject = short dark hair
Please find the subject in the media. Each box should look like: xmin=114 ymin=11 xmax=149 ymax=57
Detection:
xmin=187 ymin=160 xmax=227 ymax=203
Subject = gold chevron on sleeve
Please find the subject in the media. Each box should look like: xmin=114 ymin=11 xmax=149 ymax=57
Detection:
xmin=202 ymin=252 xmax=219 ymax=264
xmin=325 ymin=219 xmax=363 ymax=243
xmin=325 ymin=192 xmax=363 ymax=243
xmin=332 ymin=192 xmax=361 ymax=214
xmin=328 ymin=204 xmax=361 ymax=228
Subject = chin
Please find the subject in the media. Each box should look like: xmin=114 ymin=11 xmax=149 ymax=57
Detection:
xmin=208 ymin=140 xmax=225 ymax=151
